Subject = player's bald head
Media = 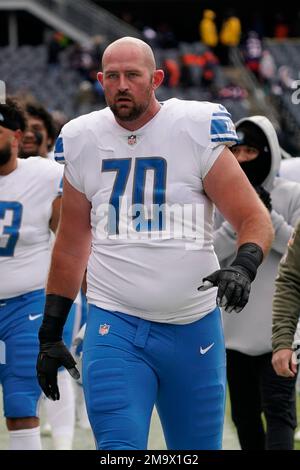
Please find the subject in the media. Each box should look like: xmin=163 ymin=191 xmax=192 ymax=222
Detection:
xmin=102 ymin=37 xmax=156 ymax=73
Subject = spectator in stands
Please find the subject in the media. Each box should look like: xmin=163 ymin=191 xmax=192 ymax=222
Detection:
xmin=155 ymin=22 xmax=178 ymax=49
xmin=274 ymin=13 xmax=290 ymax=39
xmin=142 ymin=25 xmax=158 ymax=49
xmin=219 ymin=9 xmax=241 ymax=65
xmin=243 ymin=30 xmax=263 ymax=79
xmin=218 ymin=82 xmax=248 ymax=100
xmin=162 ymin=57 xmax=181 ymax=88
xmin=199 ymin=9 xmax=218 ymax=52
xmin=214 ymin=116 xmax=300 ymax=449
xmin=258 ymin=50 xmax=277 ymax=93
xmin=278 ymin=65 xmax=296 ymax=90
xmin=47 ymin=31 xmax=69 ymax=71
xmin=180 ymin=47 xmax=218 ymax=91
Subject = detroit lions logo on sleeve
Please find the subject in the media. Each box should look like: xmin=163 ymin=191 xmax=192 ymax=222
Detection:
xmin=210 ymin=106 xmax=238 ymax=145
xmin=54 ymin=135 xmax=65 ymax=164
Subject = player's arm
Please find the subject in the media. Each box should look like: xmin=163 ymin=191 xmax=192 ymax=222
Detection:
xmin=47 ymin=176 xmax=92 ymax=298
xmin=37 ymin=177 xmax=92 ymax=400
xmin=199 ymin=147 xmax=274 ymax=313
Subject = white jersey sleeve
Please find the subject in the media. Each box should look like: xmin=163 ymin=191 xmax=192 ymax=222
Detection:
xmin=184 ymin=101 xmax=238 ymax=179
xmin=54 ymin=114 xmax=96 ymax=194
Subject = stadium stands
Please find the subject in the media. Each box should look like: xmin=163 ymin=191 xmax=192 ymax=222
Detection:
xmin=0 ymin=42 xmax=249 ymax=121
xmin=261 ymin=40 xmax=300 ymax=153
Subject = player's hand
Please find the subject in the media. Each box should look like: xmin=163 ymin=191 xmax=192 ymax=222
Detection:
xmin=272 ymin=349 xmax=297 ymax=378
xmin=198 ymin=266 xmax=251 ymax=313
xmin=36 ymin=341 xmax=80 ymax=400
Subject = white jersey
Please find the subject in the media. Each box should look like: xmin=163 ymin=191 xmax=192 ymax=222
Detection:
xmin=0 ymin=157 xmax=63 ymax=298
xmin=56 ymin=98 xmax=237 ymax=324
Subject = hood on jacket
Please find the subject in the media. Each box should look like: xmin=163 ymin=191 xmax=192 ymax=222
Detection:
xmin=233 ymin=115 xmax=281 ymax=191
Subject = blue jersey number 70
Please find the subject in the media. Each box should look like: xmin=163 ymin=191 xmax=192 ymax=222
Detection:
xmin=0 ymin=201 xmax=23 ymax=257
xmin=102 ymin=157 xmax=167 ymax=234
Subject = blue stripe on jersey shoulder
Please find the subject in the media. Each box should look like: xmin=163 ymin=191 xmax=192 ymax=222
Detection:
xmin=54 ymin=136 xmax=65 ymax=164
xmin=55 ymin=136 xmax=63 ymax=153
xmin=211 ymin=136 xmax=239 ymax=143
xmin=210 ymin=119 xmax=236 ymax=137
xmin=212 ymin=112 xmax=232 ymax=118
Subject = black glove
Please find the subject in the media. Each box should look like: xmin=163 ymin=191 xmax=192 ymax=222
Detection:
xmin=198 ymin=243 xmax=263 ymax=313
xmin=199 ymin=266 xmax=251 ymax=313
xmin=255 ymin=185 xmax=272 ymax=212
xmin=37 ymin=341 xmax=79 ymax=400
xmin=36 ymin=294 xmax=80 ymax=401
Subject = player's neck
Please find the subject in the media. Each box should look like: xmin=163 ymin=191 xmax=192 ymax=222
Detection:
xmin=115 ymin=99 xmax=161 ymax=132
xmin=0 ymin=154 xmax=18 ymax=176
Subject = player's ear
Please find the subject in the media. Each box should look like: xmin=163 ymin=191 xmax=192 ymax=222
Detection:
xmin=97 ymin=72 xmax=104 ymax=86
xmin=152 ymin=69 xmax=164 ymax=89
xmin=11 ymin=129 xmax=23 ymax=149
xmin=13 ymin=129 xmax=23 ymax=144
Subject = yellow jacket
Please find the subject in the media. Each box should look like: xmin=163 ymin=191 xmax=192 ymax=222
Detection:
xmin=220 ymin=17 xmax=241 ymax=46
xmin=199 ymin=10 xmax=218 ymax=47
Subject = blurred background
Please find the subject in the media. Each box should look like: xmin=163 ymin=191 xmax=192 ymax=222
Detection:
xmin=1 ymin=0 xmax=300 ymax=450
xmin=0 ymin=0 xmax=300 ymax=155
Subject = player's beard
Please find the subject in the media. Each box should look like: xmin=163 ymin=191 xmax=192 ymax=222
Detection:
xmin=19 ymin=131 xmax=43 ymax=159
xmin=109 ymin=88 xmax=152 ymax=122
xmin=0 ymin=142 xmax=12 ymax=166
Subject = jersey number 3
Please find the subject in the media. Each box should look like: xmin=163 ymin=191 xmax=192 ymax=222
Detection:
xmin=0 ymin=202 xmax=23 ymax=257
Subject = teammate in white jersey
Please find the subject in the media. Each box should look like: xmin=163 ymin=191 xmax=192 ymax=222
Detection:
xmin=18 ymin=100 xmax=82 ymax=450
xmin=37 ymin=37 xmax=274 ymax=450
xmin=0 ymin=98 xmax=63 ymax=450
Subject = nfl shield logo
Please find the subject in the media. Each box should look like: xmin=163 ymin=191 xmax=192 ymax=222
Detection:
xmin=128 ymin=134 xmax=136 ymax=146
xmin=99 ymin=324 xmax=110 ymax=336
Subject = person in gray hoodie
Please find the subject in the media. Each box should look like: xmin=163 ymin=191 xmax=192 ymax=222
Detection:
xmin=214 ymin=115 xmax=300 ymax=450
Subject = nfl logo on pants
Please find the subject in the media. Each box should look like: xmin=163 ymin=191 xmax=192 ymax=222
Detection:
xmin=99 ymin=324 xmax=110 ymax=336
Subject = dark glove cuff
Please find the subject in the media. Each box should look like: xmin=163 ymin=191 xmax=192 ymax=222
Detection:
xmin=231 ymin=242 xmax=264 ymax=282
xmin=39 ymin=294 xmax=73 ymax=344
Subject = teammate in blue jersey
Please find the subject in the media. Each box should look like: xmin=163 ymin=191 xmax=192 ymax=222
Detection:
xmin=36 ymin=37 xmax=274 ymax=450
xmin=0 ymin=98 xmax=66 ymax=449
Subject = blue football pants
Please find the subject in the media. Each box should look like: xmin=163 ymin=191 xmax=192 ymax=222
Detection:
xmin=0 ymin=289 xmax=76 ymax=418
xmin=82 ymin=305 xmax=226 ymax=450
